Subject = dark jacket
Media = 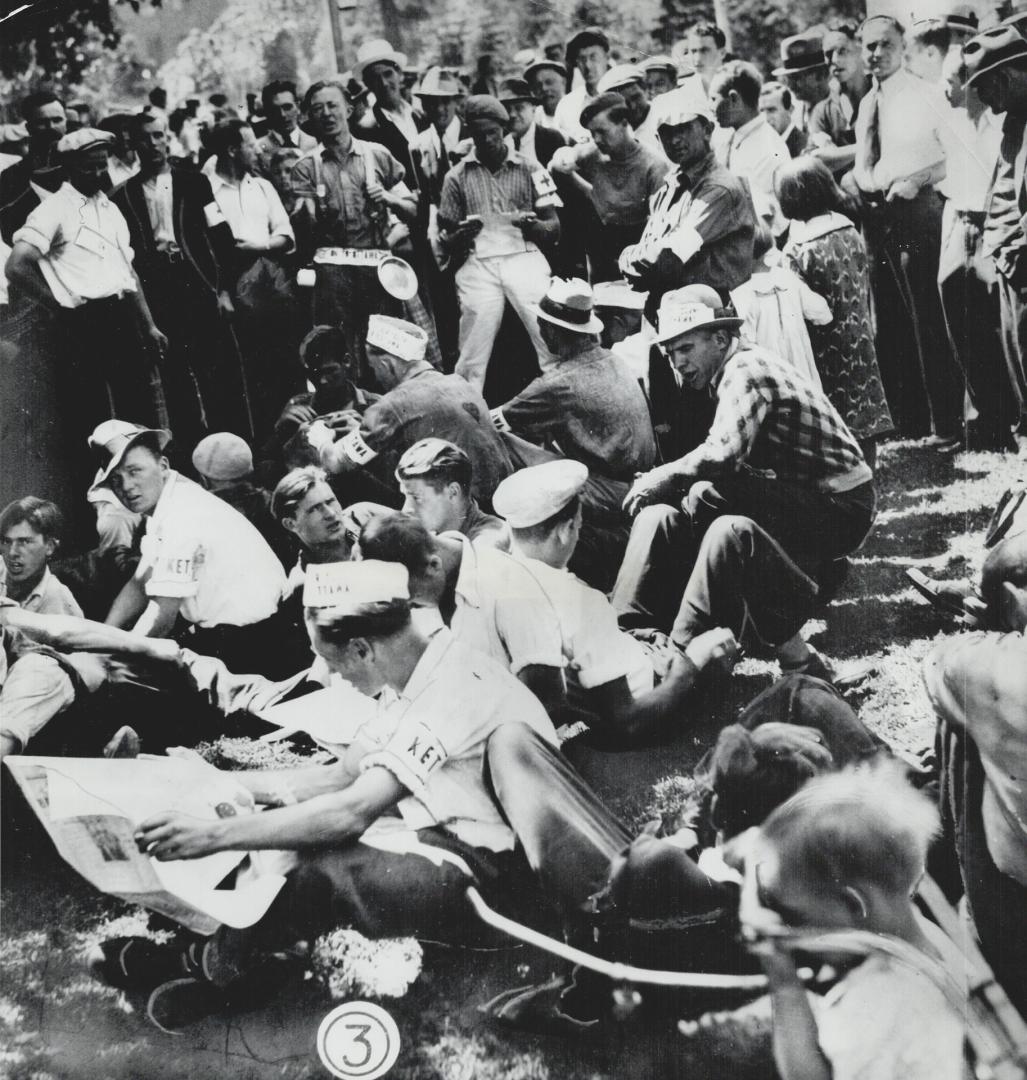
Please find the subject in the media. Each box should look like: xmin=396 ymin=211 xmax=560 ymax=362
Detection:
xmin=0 ymin=158 xmax=64 ymax=244
xmin=111 ymin=167 xmax=235 ymax=297
xmin=533 ymin=125 xmax=567 ymax=169
xmin=360 ymin=104 xmax=429 ymax=192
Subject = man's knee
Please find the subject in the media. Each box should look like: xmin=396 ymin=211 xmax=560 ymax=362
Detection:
xmin=486 ymin=722 xmax=547 ymax=780
xmin=699 ymin=515 xmax=757 ymax=561
xmin=0 ymin=653 xmax=77 ymax=751
xmin=630 ymin=503 xmax=683 ymax=545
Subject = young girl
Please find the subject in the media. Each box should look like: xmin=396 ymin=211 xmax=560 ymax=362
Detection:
xmin=777 ymin=157 xmax=893 ymax=468
xmin=744 ymin=764 xmax=966 ymax=1080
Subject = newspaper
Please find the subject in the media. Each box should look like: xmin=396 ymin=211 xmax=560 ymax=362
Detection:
xmin=257 ymin=676 xmax=378 ymax=755
xmin=4 ymin=755 xmax=288 ymax=935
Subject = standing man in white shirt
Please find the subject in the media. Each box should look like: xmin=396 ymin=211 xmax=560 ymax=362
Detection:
xmin=524 ymin=56 xmax=567 ymax=131
xmin=851 ymin=15 xmax=964 ymax=444
xmin=5 ymin=128 xmax=169 ymax=501
xmin=709 ymin=61 xmax=790 ymax=238
xmin=209 ymin=118 xmax=301 ymax=441
xmin=681 ymin=22 xmax=727 ymax=96
xmin=98 ymin=420 xmax=288 ymax=675
xmin=554 ymin=27 xmax=611 ymax=143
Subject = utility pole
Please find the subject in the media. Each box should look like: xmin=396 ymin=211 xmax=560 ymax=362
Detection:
xmin=326 ymin=0 xmax=346 ymax=72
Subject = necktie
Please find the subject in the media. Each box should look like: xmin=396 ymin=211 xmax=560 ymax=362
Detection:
xmin=862 ymin=88 xmax=881 ymax=174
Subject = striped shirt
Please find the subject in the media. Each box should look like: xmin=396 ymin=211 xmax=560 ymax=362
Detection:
xmin=681 ymin=344 xmax=872 ymax=493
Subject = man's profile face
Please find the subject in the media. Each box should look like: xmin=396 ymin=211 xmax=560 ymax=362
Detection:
xmin=664 ymin=329 xmax=728 ymax=389
xmin=825 ymin=33 xmax=862 ymax=86
xmin=400 ymin=477 xmax=461 ymax=534
xmin=111 ymin=445 xmax=168 ymax=515
xmin=708 ymin=78 xmax=744 ymax=129
xmin=618 ymin=81 xmax=650 ymax=127
xmin=1 ymin=521 xmax=54 ymax=586
xmin=307 ymin=620 xmax=383 ymax=696
xmin=785 ymin=66 xmax=830 ymax=104
xmin=759 ymin=89 xmax=791 ymax=134
xmin=288 ymin=481 xmax=346 ymax=548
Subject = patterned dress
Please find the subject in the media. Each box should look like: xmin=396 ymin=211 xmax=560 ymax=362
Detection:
xmin=784 ymin=212 xmax=893 ymax=441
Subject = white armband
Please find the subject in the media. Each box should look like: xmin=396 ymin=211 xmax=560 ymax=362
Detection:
xmin=663 ymin=225 xmax=704 ymax=266
xmin=360 ymin=721 xmax=448 ymax=795
xmin=203 ymin=202 xmax=227 ymax=228
xmin=531 ymin=168 xmax=562 ymax=209
xmin=339 ymin=428 xmax=378 ymax=465
xmin=305 ymin=419 xmax=335 ymax=452
xmin=490 ymin=408 xmax=511 ymax=433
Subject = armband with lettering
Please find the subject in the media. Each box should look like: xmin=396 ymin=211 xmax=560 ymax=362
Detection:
xmin=339 ymin=428 xmax=378 ymax=466
xmin=490 ymin=408 xmax=511 ymax=433
xmin=360 ymin=720 xmax=448 ymax=795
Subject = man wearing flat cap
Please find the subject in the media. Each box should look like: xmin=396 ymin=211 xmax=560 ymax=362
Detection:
xmin=437 ymin=94 xmax=562 ymax=391
xmin=316 ymin=314 xmax=513 ymax=503
xmin=6 ymin=129 xmax=170 ymax=505
xmin=613 ymin=287 xmax=876 ymax=683
xmin=524 ymin=56 xmax=568 ymax=131
xmin=96 ymin=420 xmax=288 ymax=675
xmin=969 ymin=26 xmax=1027 ymax=456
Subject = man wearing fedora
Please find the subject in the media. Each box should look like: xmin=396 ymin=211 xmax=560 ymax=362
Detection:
xmin=614 ymin=286 xmax=876 ymax=681
xmin=96 ymin=420 xmax=288 ymax=675
xmin=969 ymin=26 xmax=1027 ymax=457
xmin=354 ymin=39 xmax=429 ymax=191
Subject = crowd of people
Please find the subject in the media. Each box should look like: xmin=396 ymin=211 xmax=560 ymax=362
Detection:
xmin=1 ymin=7 xmax=1027 ymax=1075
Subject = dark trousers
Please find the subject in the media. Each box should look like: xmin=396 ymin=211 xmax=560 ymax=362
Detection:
xmin=180 ymin=607 xmax=305 ymax=682
xmin=938 ymin=207 xmax=1014 ymax=448
xmin=934 ymin=718 xmax=1027 ymax=1019
xmin=612 ymin=475 xmax=876 ymax=649
xmin=862 ymin=188 xmax=964 ymax=437
xmin=997 ymin=272 xmax=1027 ymax=438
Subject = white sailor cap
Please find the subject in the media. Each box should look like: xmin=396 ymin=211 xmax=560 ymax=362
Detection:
xmin=302 ymin=559 xmax=410 ymax=611
xmin=651 ymin=85 xmax=714 ymax=129
xmin=597 ymin=64 xmax=645 ymax=94
xmin=366 ymin=314 xmax=428 ymax=363
xmin=57 ymin=127 xmax=115 ymax=156
xmin=492 ymin=460 xmax=589 ymax=529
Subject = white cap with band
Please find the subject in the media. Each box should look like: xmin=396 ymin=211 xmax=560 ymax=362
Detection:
xmin=302 ymin=560 xmax=410 ymax=611
xmin=366 ymin=314 xmax=428 ymax=363
xmin=492 ymin=460 xmax=589 ymax=529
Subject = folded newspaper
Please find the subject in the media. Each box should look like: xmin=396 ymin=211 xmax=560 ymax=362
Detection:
xmin=5 ymin=755 xmax=288 ymax=935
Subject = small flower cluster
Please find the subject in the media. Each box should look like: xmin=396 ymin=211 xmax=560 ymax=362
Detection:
xmin=311 ymin=928 xmax=423 ymax=1000
xmin=192 ymin=736 xmax=331 ymax=771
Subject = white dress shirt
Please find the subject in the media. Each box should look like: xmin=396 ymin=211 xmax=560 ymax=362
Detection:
xmin=714 ymin=114 xmax=790 ymax=234
xmin=141 ymin=172 xmax=176 ymax=248
xmin=937 ymin=105 xmax=1002 ymax=212
xmin=13 ymin=182 xmax=137 ymax=308
xmin=853 ymin=68 xmax=951 ymax=194
xmin=553 ymin=86 xmax=593 ymax=144
xmin=208 ymin=171 xmax=294 ymax=249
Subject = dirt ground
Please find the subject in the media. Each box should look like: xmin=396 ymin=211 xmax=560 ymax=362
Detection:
xmin=2 ymin=439 xmax=1023 ymax=1080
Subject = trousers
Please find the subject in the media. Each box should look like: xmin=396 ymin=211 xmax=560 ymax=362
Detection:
xmin=997 ymin=272 xmax=1027 ymax=439
xmin=612 ymin=474 xmax=876 ymax=647
xmin=0 ymin=652 xmax=76 ymax=750
xmin=454 ymin=250 xmax=553 ymax=391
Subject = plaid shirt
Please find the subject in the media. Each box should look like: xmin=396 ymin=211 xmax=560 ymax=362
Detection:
xmin=681 ymin=344 xmax=872 ymax=493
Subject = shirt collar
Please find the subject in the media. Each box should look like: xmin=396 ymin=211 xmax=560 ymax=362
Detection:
xmin=787 ymin=210 xmax=852 ymax=245
xmin=732 ymin=114 xmax=766 ymax=145
xmin=322 ymin=137 xmax=362 ymax=162
xmin=398 ymin=624 xmax=454 ymax=701
xmin=466 ymin=146 xmax=520 ymax=169
xmin=209 ymin=171 xmax=254 ymax=192
xmin=148 ymin=468 xmax=180 ymax=526
xmin=710 ymin=338 xmax=742 ymax=390
xmin=678 ymin=150 xmax=716 ymax=188
xmin=59 ymin=180 xmax=110 ymax=207
xmin=442 ymin=531 xmax=481 ymax=609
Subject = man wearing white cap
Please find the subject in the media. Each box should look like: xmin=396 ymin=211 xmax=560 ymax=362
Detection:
xmin=613 ymin=287 xmax=876 ymax=682
xmin=316 ymin=313 xmax=513 ymax=504
xmin=101 ymin=560 xmax=563 ymax=1027
xmin=524 ymin=56 xmax=568 ymax=131
xmin=617 ymin=88 xmax=757 ymax=315
xmin=491 ymin=278 xmax=656 ymax=524
xmin=597 ymin=64 xmax=664 ymax=157
xmin=493 ymin=460 xmax=737 ymax=743
xmin=6 ymin=128 xmax=170 ymax=500
xmin=95 ymin=421 xmax=289 ymax=675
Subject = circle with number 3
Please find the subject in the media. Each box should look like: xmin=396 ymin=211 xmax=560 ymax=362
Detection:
xmin=317 ymin=1001 xmax=401 ymax=1079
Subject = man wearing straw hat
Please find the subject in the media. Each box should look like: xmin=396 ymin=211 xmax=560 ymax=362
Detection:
xmin=613 ymin=287 xmax=876 ymax=682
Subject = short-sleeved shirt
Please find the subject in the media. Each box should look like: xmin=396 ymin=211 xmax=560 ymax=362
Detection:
xmin=327 ymin=366 xmax=513 ymax=502
xmin=578 ymin=141 xmax=671 ymax=228
xmin=494 ymin=343 xmax=657 ymax=481
xmin=208 ymin=172 xmax=294 ymax=249
xmin=620 ymin=151 xmax=757 ymax=297
xmin=713 ymin=115 xmax=790 ymax=234
xmin=413 ymin=532 xmax=564 ymax=676
xmin=511 ymin=552 xmax=652 ymax=696
xmin=438 ymin=147 xmax=561 ymax=258
xmin=137 ymin=470 xmax=286 ymax=627
xmin=681 ymin=343 xmax=872 ymax=493
xmin=290 ymin=138 xmax=406 ymax=249
xmin=0 ymin=566 xmax=82 ymax=617
xmin=13 ymin=182 xmax=137 ymax=307
xmin=354 ymin=626 xmax=558 ymax=850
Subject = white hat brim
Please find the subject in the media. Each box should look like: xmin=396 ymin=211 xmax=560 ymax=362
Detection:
xmin=354 ymin=49 xmax=408 ymax=82
xmin=90 ymin=427 xmax=172 ymax=491
xmin=531 ymin=303 xmax=605 ymax=335
xmin=655 ymin=315 xmax=743 ymax=345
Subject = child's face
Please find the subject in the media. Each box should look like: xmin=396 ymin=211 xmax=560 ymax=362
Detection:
xmin=755 ymin=846 xmax=856 ymax=931
xmin=1 ymin=522 xmax=54 ymax=586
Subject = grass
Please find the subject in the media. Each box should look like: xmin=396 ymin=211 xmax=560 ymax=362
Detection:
xmin=2 ymin=438 xmax=1024 ymax=1080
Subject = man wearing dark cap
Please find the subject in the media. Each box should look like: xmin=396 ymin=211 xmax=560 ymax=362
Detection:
xmin=0 ymin=90 xmax=67 ymax=243
xmin=969 ymin=26 xmax=1027 ymax=457
xmin=555 ymin=27 xmax=611 ymax=142
xmin=524 ymin=56 xmax=567 ymax=130
xmin=500 ymin=78 xmax=567 ymax=168
xmin=5 ymin=129 xmax=169 ymax=503
xmin=437 ymin=95 xmax=562 ymax=391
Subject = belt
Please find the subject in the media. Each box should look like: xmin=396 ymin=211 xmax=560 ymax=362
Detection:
xmin=154 ymin=247 xmax=184 ymax=264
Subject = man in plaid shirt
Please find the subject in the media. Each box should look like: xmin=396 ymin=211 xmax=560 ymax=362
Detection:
xmin=612 ymin=286 xmax=876 ymax=681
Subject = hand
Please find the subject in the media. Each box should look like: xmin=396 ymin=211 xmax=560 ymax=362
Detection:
xmin=305 ymin=418 xmax=336 ymax=452
xmin=366 ymin=180 xmax=389 ymax=206
xmin=234 ymin=238 xmax=268 ymax=254
xmin=134 ymin=811 xmax=222 ymax=861
xmin=277 ymin=402 xmax=318 ymax=429
xmin=622 ymin=464 xmax=682 ymax=517
xmin=139 ymin=637 xmax=183 ymax=664
xmin=515 ymin=212 xmax=543 ymax=242
xmin=217 ymin=289 xmax=235 ymax=316
xmin=683 ymin=627 xmax=739 ymax=671
xmin=319 ymin=408 xmax=362 ymax=433
xmin=549 ymin=147 xmax=579 ymax=174
xmin=886 ymin=177 xmax=920 ymax=202
xmin=146 ymin=325 xmax=169 ymax=357
xmin=751 ymin=938 xmax=803 ymax=988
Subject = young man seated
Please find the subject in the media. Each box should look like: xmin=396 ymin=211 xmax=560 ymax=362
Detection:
xmin=0 ymin=497 xmax=82 ymax=616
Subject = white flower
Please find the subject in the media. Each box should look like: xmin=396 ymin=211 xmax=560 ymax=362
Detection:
xmin=311 ymin=929 xmax=423 ymax=1000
